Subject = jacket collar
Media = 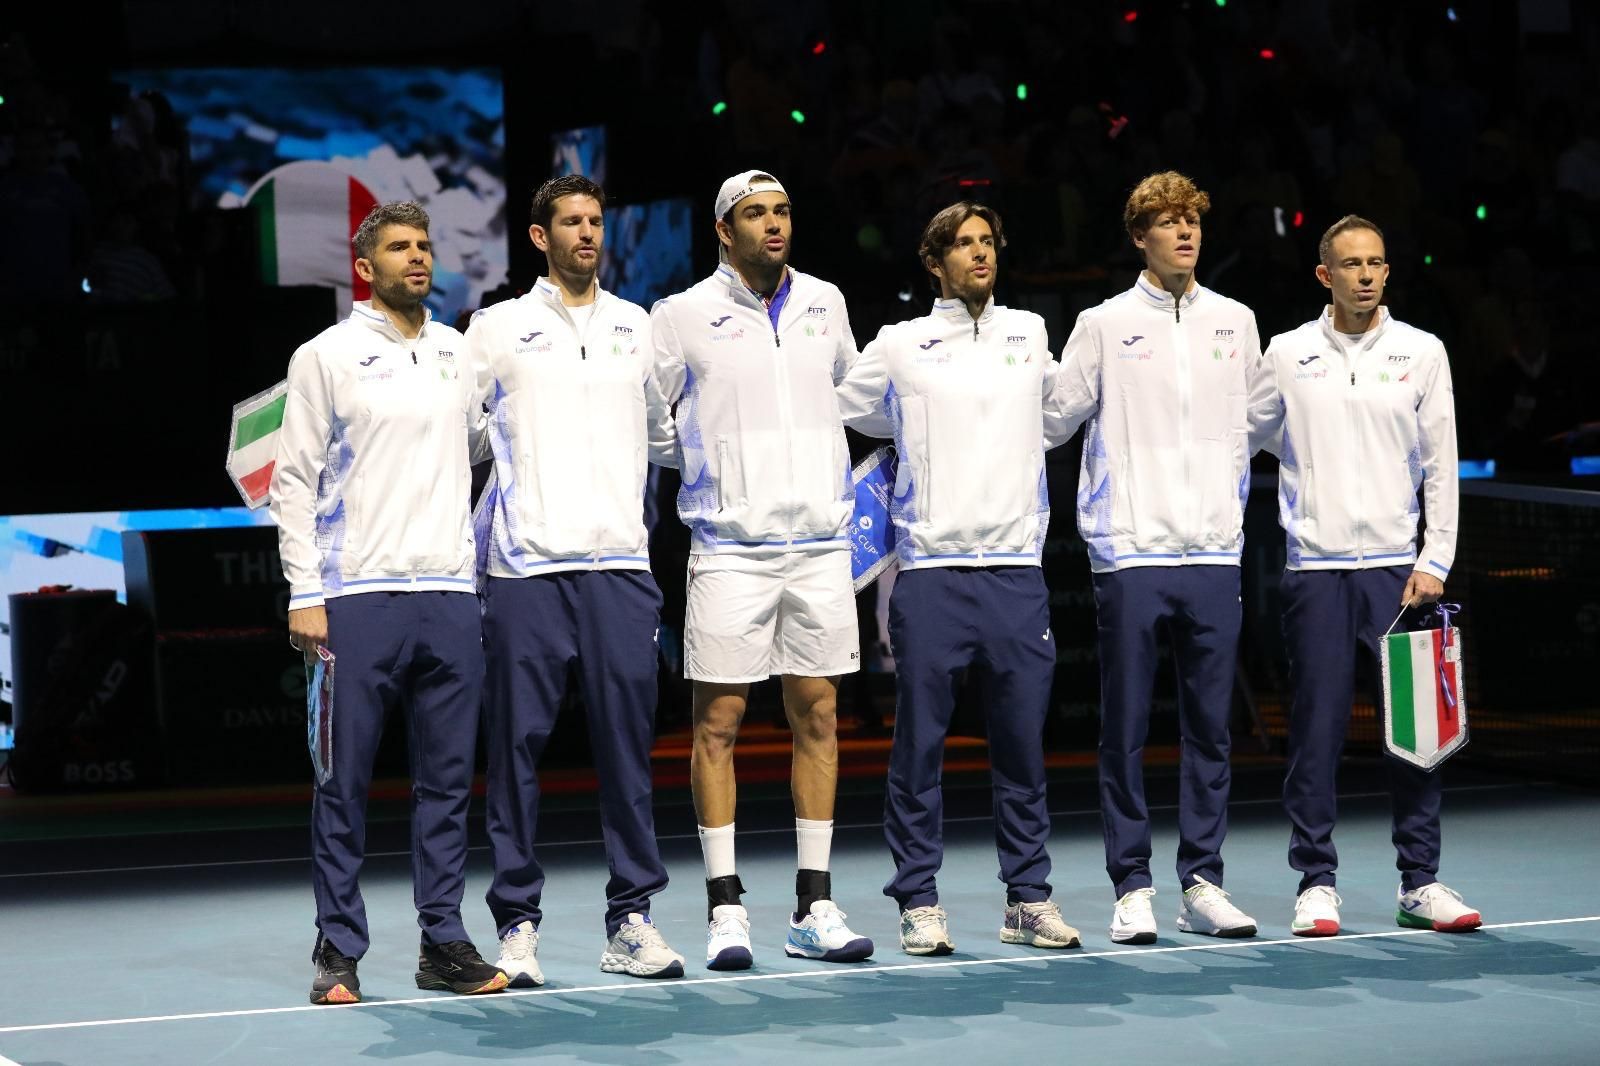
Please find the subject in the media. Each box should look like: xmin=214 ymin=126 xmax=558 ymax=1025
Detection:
xmin=528 ymin=276 xmax=612 ymax=312
xmin=930 ymin=295 xmax=996 ymax=327
xmin=714 ymin=262 xmax=795 ymax=306
xmin=1132 ymin=274 xmax=1202 ymax=312
xmin=1317 ymin=305 xmax=1391 ymax=349
xmin=350 ymin=300 xmax=433 ymax=340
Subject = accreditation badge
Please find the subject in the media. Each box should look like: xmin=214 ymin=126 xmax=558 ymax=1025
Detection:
xmin=850 ymin=446 xmax=898 ymax=592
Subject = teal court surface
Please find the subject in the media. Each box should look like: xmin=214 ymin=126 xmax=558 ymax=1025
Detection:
xmin=1 ymin=769 xmax=1597 ymax=1065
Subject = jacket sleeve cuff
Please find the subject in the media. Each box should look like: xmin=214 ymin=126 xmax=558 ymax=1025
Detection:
xmin=1416 ymin=554 xmax=1452 ymax=580
xmin=288 ymin=586 xmax=326 ymax=610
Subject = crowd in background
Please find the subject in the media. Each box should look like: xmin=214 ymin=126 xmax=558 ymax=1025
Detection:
xmin=3 ymin=2 xmax=1597 ymax=469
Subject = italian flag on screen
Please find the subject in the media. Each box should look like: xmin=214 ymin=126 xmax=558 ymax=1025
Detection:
xmin=246 ymin=160 xmax=379 ymax=305
xmin=227 ymin=380 xmax=288 ymax=509
xmin=1382 ymin=626 xmax=1467 ymax=770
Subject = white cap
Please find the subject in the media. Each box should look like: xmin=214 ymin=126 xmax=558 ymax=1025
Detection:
xmin=715 ymin=169 xmax=787 ymax=220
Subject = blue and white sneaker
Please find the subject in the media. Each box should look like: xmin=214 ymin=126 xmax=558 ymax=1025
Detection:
xmin=494 ymin=920 xmax=545 ymax=986
xmin=706 ymin=904 xmax=754 ymax=971
xmin=1397 ymin=882 xmax=1481 ymax=932
xmin=599 ymin=913 xmax=685 ymax=979
xmin=785 ymin=900 xmax=874 ymax=962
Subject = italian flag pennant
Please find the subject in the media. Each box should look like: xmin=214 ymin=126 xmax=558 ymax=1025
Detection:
xmin=227 ymin=380 xmax=289 ymax=509
xmin=1381 ymin=623 xmax=1468 ymax=771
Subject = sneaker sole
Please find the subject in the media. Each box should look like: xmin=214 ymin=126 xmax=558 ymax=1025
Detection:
xmin=600 ymin=953 xmax=685 ymax=978
xmin=500 ymin=967 xmax=545 ymax=988
xmin=706 ymin=945 xmax=753 ymax=970
xmin=310 ymin=983 xmax=360 ymax=1005
xmin=1396 ymin=909 xmax=1482 ymax=932
xmin=415 ymin=970 xmax=510 ymax=995
xmin=999 ymin=928 xmax=1082 ymax=949
xmin=1109 ymin=928 xmax=1157 ymax=945
xmin=784 ymin=937 xmax=874 ymax=962
xmin=901 ymin=940 xmax=955 ymax=956
xmin=1292 ymin=919 xmax=1340 ymax=937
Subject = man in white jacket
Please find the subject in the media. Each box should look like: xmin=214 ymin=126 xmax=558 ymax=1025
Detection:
xmin=837 ymin=201 xmax=1083 ymax=956
xmin=1248 ymin=214 xmax=1482 ymax=937
xmin=1052 ymin=171 xmax=1261 ymax=945
xmin=652 ymin=170 xmax=873 ymax=969
xmin=273 ymin=202 xmax=507 ymax=1005
xmin=468 ymin=175 xmax=685 ymax=984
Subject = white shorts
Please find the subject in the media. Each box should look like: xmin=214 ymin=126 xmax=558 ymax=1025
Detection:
xmin=684 ymin=550 xmax=860 ymax=683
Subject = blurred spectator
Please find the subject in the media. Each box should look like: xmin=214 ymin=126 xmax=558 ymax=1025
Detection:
xmin=0 ymin=125 xmax=91 ymax=308
xmin=86 ymin=206 xmax=176 ymax=305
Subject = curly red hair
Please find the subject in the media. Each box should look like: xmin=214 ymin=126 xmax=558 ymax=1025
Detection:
xmin=1123 ymin=171 xmax=1211 ymax=241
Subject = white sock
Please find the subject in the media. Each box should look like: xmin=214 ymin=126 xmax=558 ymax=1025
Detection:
xmin=698 ymin=823 xmax=737 ymax=880
xmin=795 ymin=818 xmax=833 ymax=872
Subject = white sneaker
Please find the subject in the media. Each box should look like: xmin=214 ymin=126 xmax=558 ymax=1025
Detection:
xmin=599 ymin=913 xmax=685 ymax=978
xmin=1177 ymin=877 xmax=1257 ymax=938
xmin=1397 ymin=883 xmax=1482 ymax=932
xmin=899 ymin=905 xmax=955 ymax=956
xmin=494 ymin=920 xmax=544 ymax=987
xmin=1110 ymin=887 xmax=1158 ymax=944
xmin=1292 ymin=885 xmax=1342 ymax=937
xmin=999 ymin=899 xmax=1082 ymax=949
xmin=786 ymin=900 xmax=874 ymax=962
xmin=706 ymin=904 xmax=753 ymax=971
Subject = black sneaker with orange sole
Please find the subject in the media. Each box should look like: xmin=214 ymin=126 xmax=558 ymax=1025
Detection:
xmin=415 ymin=939 xmax=509 ymax=995
xmin=310 ymin=936 xmax=361 ymax=1005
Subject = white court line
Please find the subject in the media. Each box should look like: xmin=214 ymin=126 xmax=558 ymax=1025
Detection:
xmin=0 ymin=915 xmax=1595 ymax=1036
xmin=0 ymin=782 xmax=1532 ymax=881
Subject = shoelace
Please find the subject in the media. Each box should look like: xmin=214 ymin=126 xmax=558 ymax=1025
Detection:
xmin=624 ymin=922 xmax=669 ymax=949
xmin=1413 ymin=883 xmax=1465 ymax=906
xmin=436 ymin=940 xmax=486 ymax=966
xmin=318 ymin=944 xmax=356 ymax=972
xmin=709 ymin=912 xmax=749 ymax=938
xmin=1301 ymin=886 xmax=1342 ymax=909
xmin=1115 ymin=888 xmax=1156 ymax=918
xmin=1018 ymin=901 xmax=1064 ymax=925
xmin=1188 ymin=881 xmax=1234 ymax=906
xmin=905 ymin=906 xmax=948 ymax=934
xmin=501 ymin=927 xmax=536 ymax=960
xmin=808 ymin=903 xmax=849 ymax=931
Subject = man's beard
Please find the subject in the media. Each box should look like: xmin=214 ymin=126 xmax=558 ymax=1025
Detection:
xmin=373 ymin=270 xmax=428 ymax=309
xmin=950 ymin=271 xmax=994 ymax=305
xmin=735 ymin=234 xmax=789 ymax=273
xmin=551 ymin=243 xmax=599 ymax=283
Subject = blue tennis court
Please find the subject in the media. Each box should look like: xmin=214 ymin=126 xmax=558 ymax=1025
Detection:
xmin=2 ymin=769 xmax=1595 ymax=1064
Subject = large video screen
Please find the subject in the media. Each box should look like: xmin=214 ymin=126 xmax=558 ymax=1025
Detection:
xmin=603 ymin=199 xmax=695 ymax=308
xmin=118 ymin=67 xmax=507 ymax=325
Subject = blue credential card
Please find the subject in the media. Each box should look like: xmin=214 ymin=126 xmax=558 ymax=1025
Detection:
xmin=305 ymin=645 xmax=335 ymax=787
xmin=850 ymin=446 xmax=898 ymax=592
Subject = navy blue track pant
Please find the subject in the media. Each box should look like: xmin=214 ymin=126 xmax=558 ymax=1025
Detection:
xmin=1280 ymin=566 xmax=1443 ymax=893
xmin=483 ymin=571 xmax=669 ymax=938
xmin=1093 ymin=565 xmax=1241 ymax=898
xmin=883 ymin=566 xmax=1056 ymax=910
xmin=314 ymin=590 xmax=483 ymax=958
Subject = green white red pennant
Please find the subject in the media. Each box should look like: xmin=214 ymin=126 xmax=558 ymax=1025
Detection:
xmin=1381 ymin=625 xmax=1468 ymax=770
xmin=227 ymin=380 xmax=288 ymax=509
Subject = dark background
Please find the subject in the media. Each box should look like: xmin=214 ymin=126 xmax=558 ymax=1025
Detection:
xmin=3 ymin=0 xmax=1598 ymax=790
xmin=5 ymin=0 xmax=1599 ymax=514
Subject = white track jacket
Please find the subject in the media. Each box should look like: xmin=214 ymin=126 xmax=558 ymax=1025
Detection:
xmin=467 ymin=279 xmax=676 ymax=577
xmin=651 ymin=264 xmax=858 ymax=556
xmin=1051 ymin=276 xmax=1262 ymax=573
xmin=1248 ymin=307 xmax=1458 ymax=577
xmin=272 ymin=303 xmax=480 ymax=609
xmin=836 ymin=297 xmax=1069 ymax=567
